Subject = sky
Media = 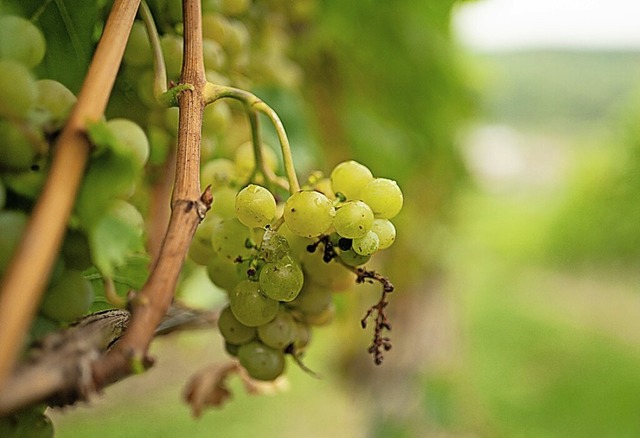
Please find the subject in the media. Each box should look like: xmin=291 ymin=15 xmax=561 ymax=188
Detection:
xmin=453 ymin=0 xmax=640 ymax=51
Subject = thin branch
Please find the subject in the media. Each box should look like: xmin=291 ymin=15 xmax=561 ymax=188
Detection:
xmin=0 ymin=0 xmax=141 ymax=391
xmin=91 ymin=0 xmax=209 ymax=388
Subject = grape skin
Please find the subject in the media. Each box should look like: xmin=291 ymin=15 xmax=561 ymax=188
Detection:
xmin=359 ymin=178 xmax=404 ymax=219
xmin=371 ymin=218 xmax=396 ymax=249
xmin=218 ymin=305 xmax=256 ymax=345
xmin=40 ymin=269 xmax=94 ymax=322
xmin=0 ymin=60 xmax=37 ymax=119
xmin=257 ymin=309 xmax=296 ymax=349
xmin=237 ymin=341 xmax=285 ymax=381
xmin=259 ymin=255 xmax=304 ymax=302
xmin=235 ymin=184 xmax=276 ymax=228
xmin=333 ymin=200 xmax=374 ymax=239
xmin=230 ymin=280 xmax=279 ymax=327
xmin=0 ymin=15 xmax=46 ymax=68
xmin=283 ymin=190 xmax=335 ymax=238
xmin=330 ymin=160 xmax=373 ymax=200
xmin=352 ymin=230 xmax=380 ymax=256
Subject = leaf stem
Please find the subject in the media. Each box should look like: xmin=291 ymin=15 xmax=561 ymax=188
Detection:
xmin=139 ymin=0 xmax=167 ymax=98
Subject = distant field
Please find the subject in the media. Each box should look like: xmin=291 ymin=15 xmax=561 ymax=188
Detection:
xmin=473 ymin=50 xmax=640 ymax=131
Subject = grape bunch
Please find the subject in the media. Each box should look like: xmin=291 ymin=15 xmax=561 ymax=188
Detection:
xmin=188 ymin=155 xmax=402 ymax=381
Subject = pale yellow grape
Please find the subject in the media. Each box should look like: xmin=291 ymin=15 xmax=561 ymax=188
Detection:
xmin=235 ymin=184 xmax=276 ymax=228
xmin=283 ymin=191 xmax=335 ymax=238
xmin=333 ymin=200 xmax=374 ymax=239
xmin=371 ymin=218 xmax=396 ymax=249
xmin=210 ymin=186 xmax=238 ymax=218
xmin=201 ymin=158 xmax=237 ymax=190
xmin=359 ymin=178 xmax=403 ymax=219
xmin=352 ymin=230 xmax=379 ymax=256
xmin=234 ymin=141 xmax=278 ymax=179
xmin=106 ymin=118 xmax=150 ymax=170
xmin=330 ymin=160 xmax=373 ymax=199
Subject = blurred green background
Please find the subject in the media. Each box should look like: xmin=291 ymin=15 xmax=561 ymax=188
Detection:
xmin=50 ymin=0 xmax=640 ymax=436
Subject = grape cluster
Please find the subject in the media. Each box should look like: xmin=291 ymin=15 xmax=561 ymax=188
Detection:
xmin=189 ymin=156 xmax=402 ymax=381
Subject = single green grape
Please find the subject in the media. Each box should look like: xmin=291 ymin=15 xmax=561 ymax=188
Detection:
xmin=0 ymin=60 xmax=37 ymax=119
xmin=283 ymin=190 xmax=335 ymax=238
xmin=229 ymin=279 xmax=279 ymax=326
xmin=211 ymin=186 xmax=238 ymax=219
xmin=371 ymin=218 xmax=396 ymax=249
xmin=124 ymin=21 xmax=152 ymax=67
xmin=288 ymin=282 xmax=333 ymax=315
xmin=333 ymin=200 xmax=374 ymax=239
xmin=0 ymin=15 xmax=46 ymax=68
xmin=0 ymin=120 xmax=37 ymax=170
xmin=201 ymin=158 xmax=238 ymax=191
xmin=259 ymin=255 xmax=304 ymax=302
xmin=0 ymin=210 xmax=28 ymax=275
xmin=106 ymin=118 xmax=150 ymax=170
xmin=223 ymin=20 xmax=250 ymax=58
xmin=359 ymin=178 xmax=403 ymax=219
xmin=339 ymin=248 xmax=371 ymax=267
xmin=237 ymin=340 xmax=285 ymax=381
xmin=40 ymin=269 xmax=94 ymax=322
xmin=203 ymin=38 xmax=226 ymax=71
xmin=34 ymin=79 xmax=77 ymax=132
xmin=299 ymin=249 xmax=355 ymax=291
xmin=257 ymin=309 xmax=296 ymax=349
xmin=2 ymin=158 xmax=47 ymax=198
xmin=234 ymin=141 xmax=279 ymax=180
xmin=146 ymin=125 xmax=171 ymax=165
xmin=293 ymin=321 xmax=312 ymax=351
xmin=352 ymin=230 xmax=379 ymax=256
xmin=189 ymin=216 xmax=218 ymax=265
xmin=202 ymin=100 xmax=231 ymax=137
xmin=206 ymin=254 xmax=242 ymax=292
xmin=202 ymin=13 xmax=229 ymax=45
xmin=304 ymin=303 xmax=336 ymax=326
xmin=330 ymin=160 xmax=373 ymax=200
xmin=218 ymin=305 xmax=256 ymax=344
xmin=210 ymin=218 xmax=252 ymax=260
xmin=160 ymin=34 xmax=184 ymax=80
xmin=235 ymin=184 xmax=276 ymax=228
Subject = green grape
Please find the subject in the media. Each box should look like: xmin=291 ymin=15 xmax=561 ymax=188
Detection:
xmin=160 ymin=34 xmax=184 ymax=79
xmin=206 ymin=254 xmax=242 ymax=291
xmin=278 ymin=222 xmax=313 ymax=258
xmin=330 ymin=160 xmax=373 ymax=200
xmin=136 ymin=69 xmax=158 ymax=108
xmin=339 ymin=248 xmax=371 ymax=267
xmin=259 ymin=255 xmax=304 ymax=302
xmin=257 ymin=309 xmax=296 ymax=349
xmin=371 ymin=218 xmax=396 ymax=249
xmin=283 ymin=190 xmax=335 ymax=238
xmin=224 ymin=20 xmax=250 ymax=58
xmin=202 ymin=13 xmax=229 ymax=45
xmin=293 ymin=321 xmax=311 ymax=351
xmin=218 ymin=305 xmax=256 ymax=344
xmin=304 ymin=303 xmax=335 ymax=326
xmin=202 ymin=100 xmax=231 ymax=137
xmin=106 ymin=118 xmax=150 ymax=170
xmin=359 ymin=178 xmax=403 ymax=219
xmin=61 ymin=229 xmax=93 ymax=270
xmin=146 ymin=125 xmax=171 ymax=165
xmin=312 ymin=177 xmax=335 ymax=200
xmin=188 ymin=216 xmax=218 ymax=265
xmin=40 ymin=269 xmax=94 ymax=322
xmin=211 ymin=186 xmax=238 ymax=219
xmin=237 ymin=341 xmax=285 ymax=381
xmin=259 ymin=228 xmax=290 ymax=262
xmin=288 ymin=282 xmax=332 ymax=315
xmin=2 ymin=158 xmax=47 ymax=198
xmin=225 ymin=341 xmax=240 ymax=357
xmin=0 ymin=15 xmax=46 ymax=68
xmin=0 ymin=60 xmax=37 ymax=119
xmin=229 ymin=279 xmax=279 ymax=326
xmin=0 ymin=407 xmax=54 ymax=438
xmin=221 ymin=0 xmax=251 ymax=16
xmin=201 ymin=158 xmax=237 ymax=191
xmin=333 ymin=200 xmax=374 ymax=239
xmin=0 ymin=210 xmax=27 ymax=275
xmin=124 ymin=21 xmax=152 ymax=67
xmin=234 ymin=141 xmax=279 ymax=180
xmin=299 ymin=249 xmax=355 ymax=291
xmin=235 ymin=184 xmax=276 ymax=228
xmin=352 ymin=230 xmax=379 ymax=256
xmin=203 ymin=38 xmax=226 ymax=71
xmin=0 ymin=120 xmax=37 ymax=170
xmin=34 ymin=79 xmax=77 ymax=132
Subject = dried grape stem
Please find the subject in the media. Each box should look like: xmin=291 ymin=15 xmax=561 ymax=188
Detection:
xmin=0 ymin=0 xmax=141 ymax=391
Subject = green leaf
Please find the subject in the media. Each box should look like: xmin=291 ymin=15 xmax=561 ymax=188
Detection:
xmin=15 ymin=0 xmax=101 ymax=93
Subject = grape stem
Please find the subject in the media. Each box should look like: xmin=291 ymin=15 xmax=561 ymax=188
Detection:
xmin=139 ymin=0 xmax=168 ymax=98
xmin=204 ymin=83 xmax=301 ymax=194
xmin=0 ymin=0 xmax=142 ymax=391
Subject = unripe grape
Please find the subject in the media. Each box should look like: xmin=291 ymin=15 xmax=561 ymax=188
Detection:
xmin=108 ymin=200 xmax=145 ymax=236
xmin=330 ymin=160 xmax=373 ymax=200
xmin=202 ymin=38 xmax=226 ymax=71
xmin=211 ymin=186 xmax=238 ymax=218
xmin=371 ymin=218 xmax=396 ymax=249
xmin=258 ymin=228 xmax=290 ymax=263
xmin=259 ymin=255 xmax=304 ymax=302
xmin=2 ymin=160 xmax=48 ymax=199
xmin=0 ymin=60 xmax=37 ymax=119
xmin=352 ymin=230 xmax=379 ymax=256
xmin=293 ymin=321 xmax=312 ymax=351
xmin=206 ymin=255 xmax=242 ymax=291
xmin=210 ymin=218 xmax=252 ymax=260
xmin=202 ymin=101 xmax=232 ymax=137
xmin=235 ymin=184 xmax=276 ymax=228
xmin=0 ymin=120 xmax=37 ymax=170
xmin=124 ymin=21 xmax=152 ymax=67
xmin=339 ymin=248 xmax=371 ymax=267
xmin=218 ymin=305 xmax=256 ymax=344
xmin=34 ymin=79 xmax=77 ymax=132
xmin=189 ymin=216 xmax=218 ymax=265
xmin=299 ymin=250 xmax=355 ymax=291
xmin=221 ymin=0 xmax=251 ymax=16
xmin=257 ymin=309 xmax=296 ymax=349
xmin=283 ymin=191 xmax=335 ymax=238
xmin=224 ymin=20 xmax=250 ymax=58
xmin=234 ymin=141 xmax=278 ymax=180
xmin=160 ymin=34 xmax=183 ymax=79
xmin=333 ymin=200 xmax=374 ymax=239
xmin=230 ymin=280 xmax=279 ymax=326
xmin=288 ymin=282 xmax=333 ymax=315
xmin=359 ymin=178 xmax=403 ymax=219
xmin=201 ymin=158 xmax=237 ymax=190
xmin=61 ymin=229 xmax=93 ymax=270
xmin=202 ymin=13 xmax=229 ymax=45
xmin=106 ymin=118 xmax=150 ymax=170
xmin=40 ymin=269 xmax=94 ymax=322
xmin=0 ymin=16 xmax=46 ymax=68
xmin=237 ymin=341 xmax=285 ymax=381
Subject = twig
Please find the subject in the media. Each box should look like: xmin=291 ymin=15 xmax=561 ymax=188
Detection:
xmin=91 ymin=0 xmax=210 ymax=388
xmin=0 ymin=0 xmax=142 ymax=391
